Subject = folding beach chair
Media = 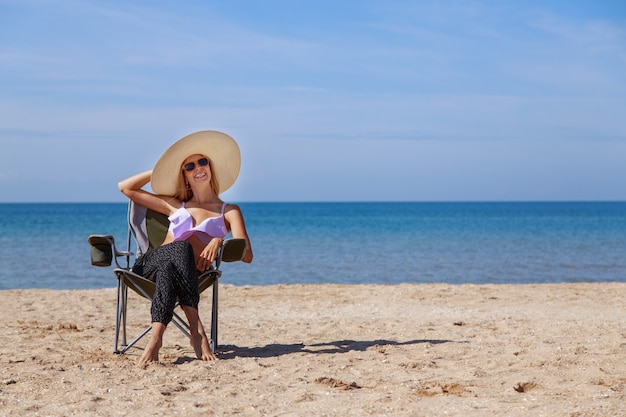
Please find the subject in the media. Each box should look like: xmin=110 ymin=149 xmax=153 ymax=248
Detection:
xmin=88 ymin=201 xmax=245 ymax=354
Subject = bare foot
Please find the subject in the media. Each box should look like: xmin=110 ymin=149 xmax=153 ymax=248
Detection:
xmin=138 ymin=337 xmax=162 ymax=368
xmin=191 ymin=333 xmax=217 ymax=361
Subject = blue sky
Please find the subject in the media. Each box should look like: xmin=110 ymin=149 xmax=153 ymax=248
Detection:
xmin=1 ymin=0 xmax=625 ymax=202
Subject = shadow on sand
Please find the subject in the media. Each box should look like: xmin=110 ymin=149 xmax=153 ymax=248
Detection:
xmin=216 ymin=338 xmax=466 ymax=360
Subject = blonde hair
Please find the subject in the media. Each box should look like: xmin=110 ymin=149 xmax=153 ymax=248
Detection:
xmin=174 ymin=156 xmax=221 ymax=201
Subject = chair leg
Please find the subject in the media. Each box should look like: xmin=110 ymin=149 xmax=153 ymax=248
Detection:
xmin=210 ymin=279 xmax=218 ymax=352
xmin=114 ymin=279 xmax=124 ymax=353
xmin=171 ymin=311 xmax=191 ymax=338
xmin=113 ymin=272 xmax=221 ymax=355
xmin=122 ymin=284 xmax=128 ymax=346
xmin=118 ymin=324 xmax=152 ymax=354
xmin=115 ymin=279 xmax=131 ymax=354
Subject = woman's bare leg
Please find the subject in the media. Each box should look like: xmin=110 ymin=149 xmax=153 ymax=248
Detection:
xmin=138 ymin=322 xmax=166 ymax=367
xmin=182 ymin=306 xmax=217 ymax=361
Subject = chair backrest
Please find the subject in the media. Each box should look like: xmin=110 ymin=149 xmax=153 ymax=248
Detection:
xmin=129 ymin=201 xmax=169 ymax=258
xmin=146 ymin=208 xmax=170 ymax=251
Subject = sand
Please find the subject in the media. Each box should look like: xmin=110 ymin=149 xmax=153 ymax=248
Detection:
xmin=1 ymin=283 xmax=625 ymax=416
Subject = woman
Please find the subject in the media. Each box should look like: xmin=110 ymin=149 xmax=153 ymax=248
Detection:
xmin=118 ymin=131 xmax=253 ymax=367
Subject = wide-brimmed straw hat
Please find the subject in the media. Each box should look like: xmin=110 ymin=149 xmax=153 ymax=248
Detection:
xmin=151 ymin=130 xmax=241 ymax=196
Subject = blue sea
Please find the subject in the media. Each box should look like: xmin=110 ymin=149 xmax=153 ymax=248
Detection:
xmin=1 ymin=202 xmax=625 ymax=290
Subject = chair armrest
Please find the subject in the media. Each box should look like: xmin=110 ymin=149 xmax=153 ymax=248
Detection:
xmin=220 ymin=238 xmax=247 ymax=263
xmin=88 ymin=234 xmax=133 ymax=267
xmin=88 ymin=235 xmax=115 ymax=266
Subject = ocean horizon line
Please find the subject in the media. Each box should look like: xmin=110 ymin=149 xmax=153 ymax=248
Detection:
xmin=2 ymin=200 xmax=626 ymax=205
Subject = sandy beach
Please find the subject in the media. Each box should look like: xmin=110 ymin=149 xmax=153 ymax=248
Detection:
xmin=1 ymin=283 xmax=625 ymax=416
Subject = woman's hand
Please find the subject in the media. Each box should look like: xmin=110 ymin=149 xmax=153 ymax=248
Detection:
xmin=196 ymin=237 xmax=224 ymax=271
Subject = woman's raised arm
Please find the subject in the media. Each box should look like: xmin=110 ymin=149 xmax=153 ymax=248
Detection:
xmin=118 ymin=170 xmax=177 ymax=216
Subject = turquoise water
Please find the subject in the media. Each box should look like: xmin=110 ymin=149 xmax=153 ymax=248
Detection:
xmin=1 ymin=202 xmax=625 ymax=289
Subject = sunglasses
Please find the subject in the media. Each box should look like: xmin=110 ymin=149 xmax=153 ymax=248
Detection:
xmin=183 ymin=157 xmax=209 ymax=172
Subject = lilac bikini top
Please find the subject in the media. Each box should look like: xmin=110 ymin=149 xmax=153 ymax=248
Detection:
xmin=168 ymin=202 xmax=228 ymax=244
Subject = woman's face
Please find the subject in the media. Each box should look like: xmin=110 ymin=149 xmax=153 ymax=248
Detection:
xmin=182 ymin=154 xmax=211 ymax=186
